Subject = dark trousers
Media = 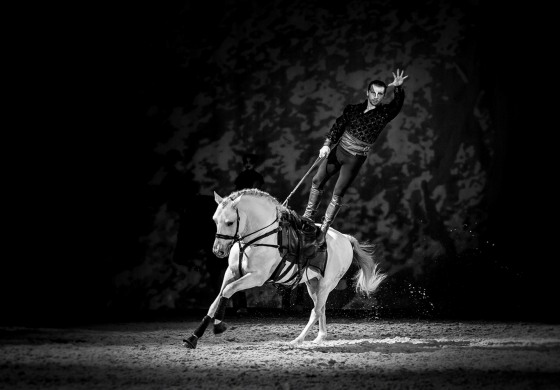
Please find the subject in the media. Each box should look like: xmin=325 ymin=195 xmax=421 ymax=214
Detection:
xmin=312 ymin=145 xmax=367 ymax=198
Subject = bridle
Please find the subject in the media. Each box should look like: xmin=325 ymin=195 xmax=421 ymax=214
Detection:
xmin=215 ymin=209 xmax=242 ymax=243
xmin=215 ymin=208 xmax=280 ymax=277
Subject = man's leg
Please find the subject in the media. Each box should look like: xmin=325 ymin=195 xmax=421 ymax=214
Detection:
xmin=303 ymin=150 xmax=341 ymax=220
xmin=302 ymin=185 xmax=323 ymax=220
xmin=316 ymin=195 xmax=342 ymax=247
xmin=316 ymin=148 xmax=366 ymax=246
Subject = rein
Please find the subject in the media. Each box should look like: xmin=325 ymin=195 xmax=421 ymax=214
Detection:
xmin=215 ymin=209 xmax=280 ymax=277
xmin=282 ymin=155 xmax=325 ymax=207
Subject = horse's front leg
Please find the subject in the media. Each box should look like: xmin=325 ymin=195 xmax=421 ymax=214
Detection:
xmin=212 ymin=270 xmax=268 ymax=329
xmin=221 ymin=270 xmax=268 ymax=299
xmin=183 ymin=267 xmax=236 ymax=349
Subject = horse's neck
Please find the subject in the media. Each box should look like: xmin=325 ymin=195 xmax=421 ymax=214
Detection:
xmin=241 ymin=197 xmax=276 ymax=233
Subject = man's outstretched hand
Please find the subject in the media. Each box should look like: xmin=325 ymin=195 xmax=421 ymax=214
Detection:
xmin=389 ymin=69 xmax=408 ymax=87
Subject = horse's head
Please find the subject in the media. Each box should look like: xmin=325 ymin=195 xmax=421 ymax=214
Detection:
xmin=212 ymin=191 xmax=244 ymax=258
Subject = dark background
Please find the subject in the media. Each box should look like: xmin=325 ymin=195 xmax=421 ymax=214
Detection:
xmin=5 ymin=1 xmax=556 ymax=325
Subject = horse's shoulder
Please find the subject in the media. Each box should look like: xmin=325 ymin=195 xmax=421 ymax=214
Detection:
xmin=227 ymin=242 xmax=241 ymax=262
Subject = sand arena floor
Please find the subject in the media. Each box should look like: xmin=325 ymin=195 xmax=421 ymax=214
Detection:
xmin=1 ymin=314 xmax=560 ymax=389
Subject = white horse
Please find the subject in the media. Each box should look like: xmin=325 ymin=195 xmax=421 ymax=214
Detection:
xmin=183 ymin=188 xmax=385 ymax=348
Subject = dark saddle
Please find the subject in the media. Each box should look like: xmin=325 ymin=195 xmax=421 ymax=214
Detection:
xmin=267 ymin=208 xmax=327 ymax=288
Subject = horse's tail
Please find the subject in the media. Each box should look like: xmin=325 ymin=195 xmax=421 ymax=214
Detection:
xmin=346 ymin=235 xmax=386 ymax=296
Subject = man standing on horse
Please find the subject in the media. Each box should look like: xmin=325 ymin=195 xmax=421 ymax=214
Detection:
xmin=303 ymin=69 xmax=408 ymax=246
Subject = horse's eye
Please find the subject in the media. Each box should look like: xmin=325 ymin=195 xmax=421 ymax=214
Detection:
xmin=226 ymin=221 xmax=234 ymax=227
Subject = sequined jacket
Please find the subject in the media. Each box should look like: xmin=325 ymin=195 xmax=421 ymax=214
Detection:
xmin=324 ymin=86 xmax=404 ymax=147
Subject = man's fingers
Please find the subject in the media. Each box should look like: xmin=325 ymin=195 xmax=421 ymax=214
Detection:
xmin=392 ymin=69 xmax=407 ymax=83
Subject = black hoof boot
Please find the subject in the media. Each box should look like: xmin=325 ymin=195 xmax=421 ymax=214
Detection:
xmin=183 ymin=334 xmax=198 ymax=349
xmin=213 ymin=321 xmax=228 ymax=334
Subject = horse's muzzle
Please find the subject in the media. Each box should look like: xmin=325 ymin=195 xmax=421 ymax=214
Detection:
xmin=213 ymin=240 xmax=231 ymax=258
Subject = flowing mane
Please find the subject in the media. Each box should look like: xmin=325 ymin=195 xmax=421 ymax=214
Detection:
xmin=220 ymin=188 xmax=286 ymax=212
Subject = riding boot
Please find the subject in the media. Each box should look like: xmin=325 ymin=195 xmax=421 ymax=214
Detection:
xmin=316 ymin=195 xmax=342 ymax=247
xmin=302 ymin=186 xmax=323 ymax=221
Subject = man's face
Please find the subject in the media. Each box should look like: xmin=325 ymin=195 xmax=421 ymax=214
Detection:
xmin=244 ymin=159 xmax=254 ymax=170
xmin=367 ymin=85 xmax=386 ymax=106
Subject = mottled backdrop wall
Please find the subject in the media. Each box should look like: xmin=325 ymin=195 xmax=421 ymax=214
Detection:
xmin=104 ymin=0 xmax=515 ymax=317
xmin=7 ymin=0 xmax=554 ymax=324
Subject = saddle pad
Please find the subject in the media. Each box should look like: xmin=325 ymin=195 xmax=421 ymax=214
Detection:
xmin=269 ymin=208 xmax=327 ymax=286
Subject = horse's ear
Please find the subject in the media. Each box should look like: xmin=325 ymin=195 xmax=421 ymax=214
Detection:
xmin=231 ymin=195 xmax=242 ymax=209
xmin=214 ymin=191 xmax=223 ymax=204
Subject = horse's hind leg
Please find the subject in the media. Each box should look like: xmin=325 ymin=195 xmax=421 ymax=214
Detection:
xmin=290 ymin=279 xmax=328 ymax=345
xmin=312 ymin=290 xmax=329 ymax=343
xmin=312 ymin=286 xmax=331 ymax=343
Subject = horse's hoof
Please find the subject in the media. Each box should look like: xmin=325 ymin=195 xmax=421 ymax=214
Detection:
xmin=289 ymin=339 xmax=302 ymax=346
xmin=213 ymin=321 xmax=228 ymax=334
xmin=183 ymin=335 xmax=198 ymax=349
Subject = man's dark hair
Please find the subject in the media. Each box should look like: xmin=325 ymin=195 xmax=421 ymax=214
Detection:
xmin=367 ymin=80 xmax=387 ymax=92
xmin=242 ymin=153 xmax=255 ymax=165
